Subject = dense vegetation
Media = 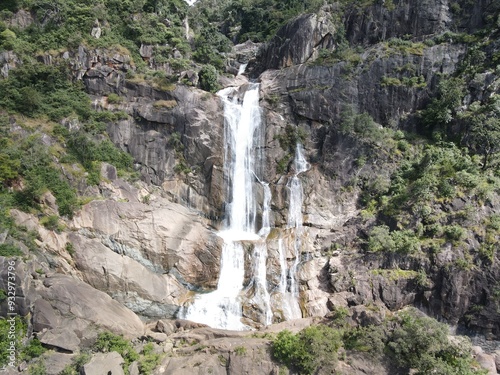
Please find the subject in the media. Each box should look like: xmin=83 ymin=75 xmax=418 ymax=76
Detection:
xmin=273 ymin=308 xmax=486 ymax=375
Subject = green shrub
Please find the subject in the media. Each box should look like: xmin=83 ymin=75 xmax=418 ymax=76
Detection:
xmin=21 ymin=338 xmax=45 ymax=361
xmin=444 ymin=225 xmax=467 ymax=243
xmin=272 ymin=326 xmax=342 ymax=375
xmin=93 ymin=332 xmax=139 ymax=369
xmin=28 ymin=361 xmax=46 ymax=375
xmin=368 ymin=226 xmax=420 ymax=253
xmin=40 ymin=215 xmax=62 ymax=232
xmin=234 ymin=346 xmax=247 ymax=355
xmin=107 ymin=93 xmax=123 ymax=104
xmin=198 ymin=64 xmax=219 ymax=93
xmin=138 ymin=343 xmax=162 ymax=374
xmin=388 ymin=308 xmax=483 ymax=374
xmin=0 ymin=243 xmax=22 ymax=257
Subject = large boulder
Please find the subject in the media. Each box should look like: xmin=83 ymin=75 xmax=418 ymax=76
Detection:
xmin=34 ymin=274 xmax=144 ymax=340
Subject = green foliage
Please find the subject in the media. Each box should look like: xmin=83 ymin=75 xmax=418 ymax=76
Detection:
xmin=275 ymin=124 xmax=306 ymax=154
xmin=10 ymin=137 xmax=78 ymax=217
xmin=21 ymin=338 xmax=46 ymax=361
xmin=421 ymin=77 xmax=466 ymax=134
xmin=93 ymin=331 xmax=139 ymax=369
xmin=388 ymin=308 xmax=484 ymax=374
xmin=0 ymin=28 xmax=16 ymax=49
xmin=107 ymin=93 xmax=123 ymax=104
xmin=444 ymin=225 xmax=466 ymax=243
xmin=234 ymin=346 xmax=247 ymax=355
xmin=193 ymin=25 xmax=231 ymax=70
xmin=0 ymin=316 xmax=26 ymax=367
xmin=343 ymin=324 xmax=387 ymax=355
xmin=67 ymin=132 xmax=134 ymax=184
xmin=367 ymin=225 xmax=421 ymax=253
xmin=28 ymin=361 xmax=46 ymax=375
xmin=198 ymin=64 xmax=219 ymax=93
xmin=60 ymin=352 xmax=91 ymax=375
xmin=339 ymin=106 xmax=385 ymax=143
xmin=210 ymin=0 xmax=324 ymax=43
xmin=0 ymin=243 xmax=22 ymax=257
xmin=40 ymin=215 xmax=63 ymax=232
xmin=272 ymin=326 xmax=342 ymax=374
xmin=138 ymin=342 xmax=162 ymax=374
xmin=0 ymin=62 xmax=92 ymax=121
xmin=461 ymin=99 xmax=500 ymax=170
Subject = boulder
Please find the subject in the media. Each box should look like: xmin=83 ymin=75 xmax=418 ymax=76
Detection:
xmin=156 ymin=320 xmax=176 ymax=335
xmin=83 ymin=352 xmax=125 ymax=375
xmin=43 ymin=353 xmax=75 ymax=375
xmin=39 ymin=329 xmax=80 ymax=352
xmin=36 ymin=274 xmax=144 ymax=339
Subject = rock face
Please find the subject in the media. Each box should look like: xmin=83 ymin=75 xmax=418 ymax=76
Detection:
xmin=34 ymin=274 xmax=144 ymax=340
xmin=251 ymin=9 xmax=336 ymax=73
xmin=71 ymin=198 xmax=223 ymax=293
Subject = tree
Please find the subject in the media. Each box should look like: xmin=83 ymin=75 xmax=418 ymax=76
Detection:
xmin=198 ymin=64 xmax=219 ymax=93
xmin=463 ymin=99 xmax=500 ymax=170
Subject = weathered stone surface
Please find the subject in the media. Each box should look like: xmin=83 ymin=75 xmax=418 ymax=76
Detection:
xmin=129 ymin=361 xmax=140 ymax=375
xmin=250 ymin=9 xmax=336 ymax=73
xmin=146 ymin=331 xmax=168 ymax=343
xmin=36 ymin=274 xmax=144 ymax=339
xmin=156 ymin=320 xmax=176 ymax=335
xmin=83 ymin=352 xmax=125 ymax=375
xmin=494 ymin=349 xmax=500 ymax=372
xmin=476 ymin=352 xmax=497 ymax=375
xmin=7 ymin=9 xmax=34 ymax=29
xmin=43 ymin=353 xmax=75 ymax=375
xmin=39 ymin=328 xmax=80 ymax=352
xmin=70 ymin=233 xmax=185 ymax=317
xmin=33 ymin=299 xmax=60 ymax=332
xmin=71 ymin=199 xmax=223 ymax=290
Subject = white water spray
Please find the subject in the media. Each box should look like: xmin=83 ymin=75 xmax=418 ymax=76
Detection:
xmin=280 ymin=143 xmax=310 ymax=320
xmin=182 ymin=84 xmax=263 ymax=330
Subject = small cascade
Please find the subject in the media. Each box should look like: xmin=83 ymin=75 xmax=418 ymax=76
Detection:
xmin=280 ymin=144 xmax=310 ymax=320
xmin=238 ymin=63 xmax=248 ymax=76
xmin=254 ymin=183 xmax=273 ymax=325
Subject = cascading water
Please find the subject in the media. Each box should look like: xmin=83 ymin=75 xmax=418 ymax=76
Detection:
xmin=181 ymin=77 xmax=310 ymax=328
xmin=181 ymin=83 xmax=262 ymax=330
xmin=280 ymin=144 xmax=310 ymax=320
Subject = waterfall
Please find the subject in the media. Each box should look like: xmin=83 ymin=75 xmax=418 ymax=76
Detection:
xmin=181 ymin=82 xmax=309 ymax=329
xmin=279 ymin=144 xmax=309 ymax=320
xmin=182 ymin=83 xmax=263 ymax=330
